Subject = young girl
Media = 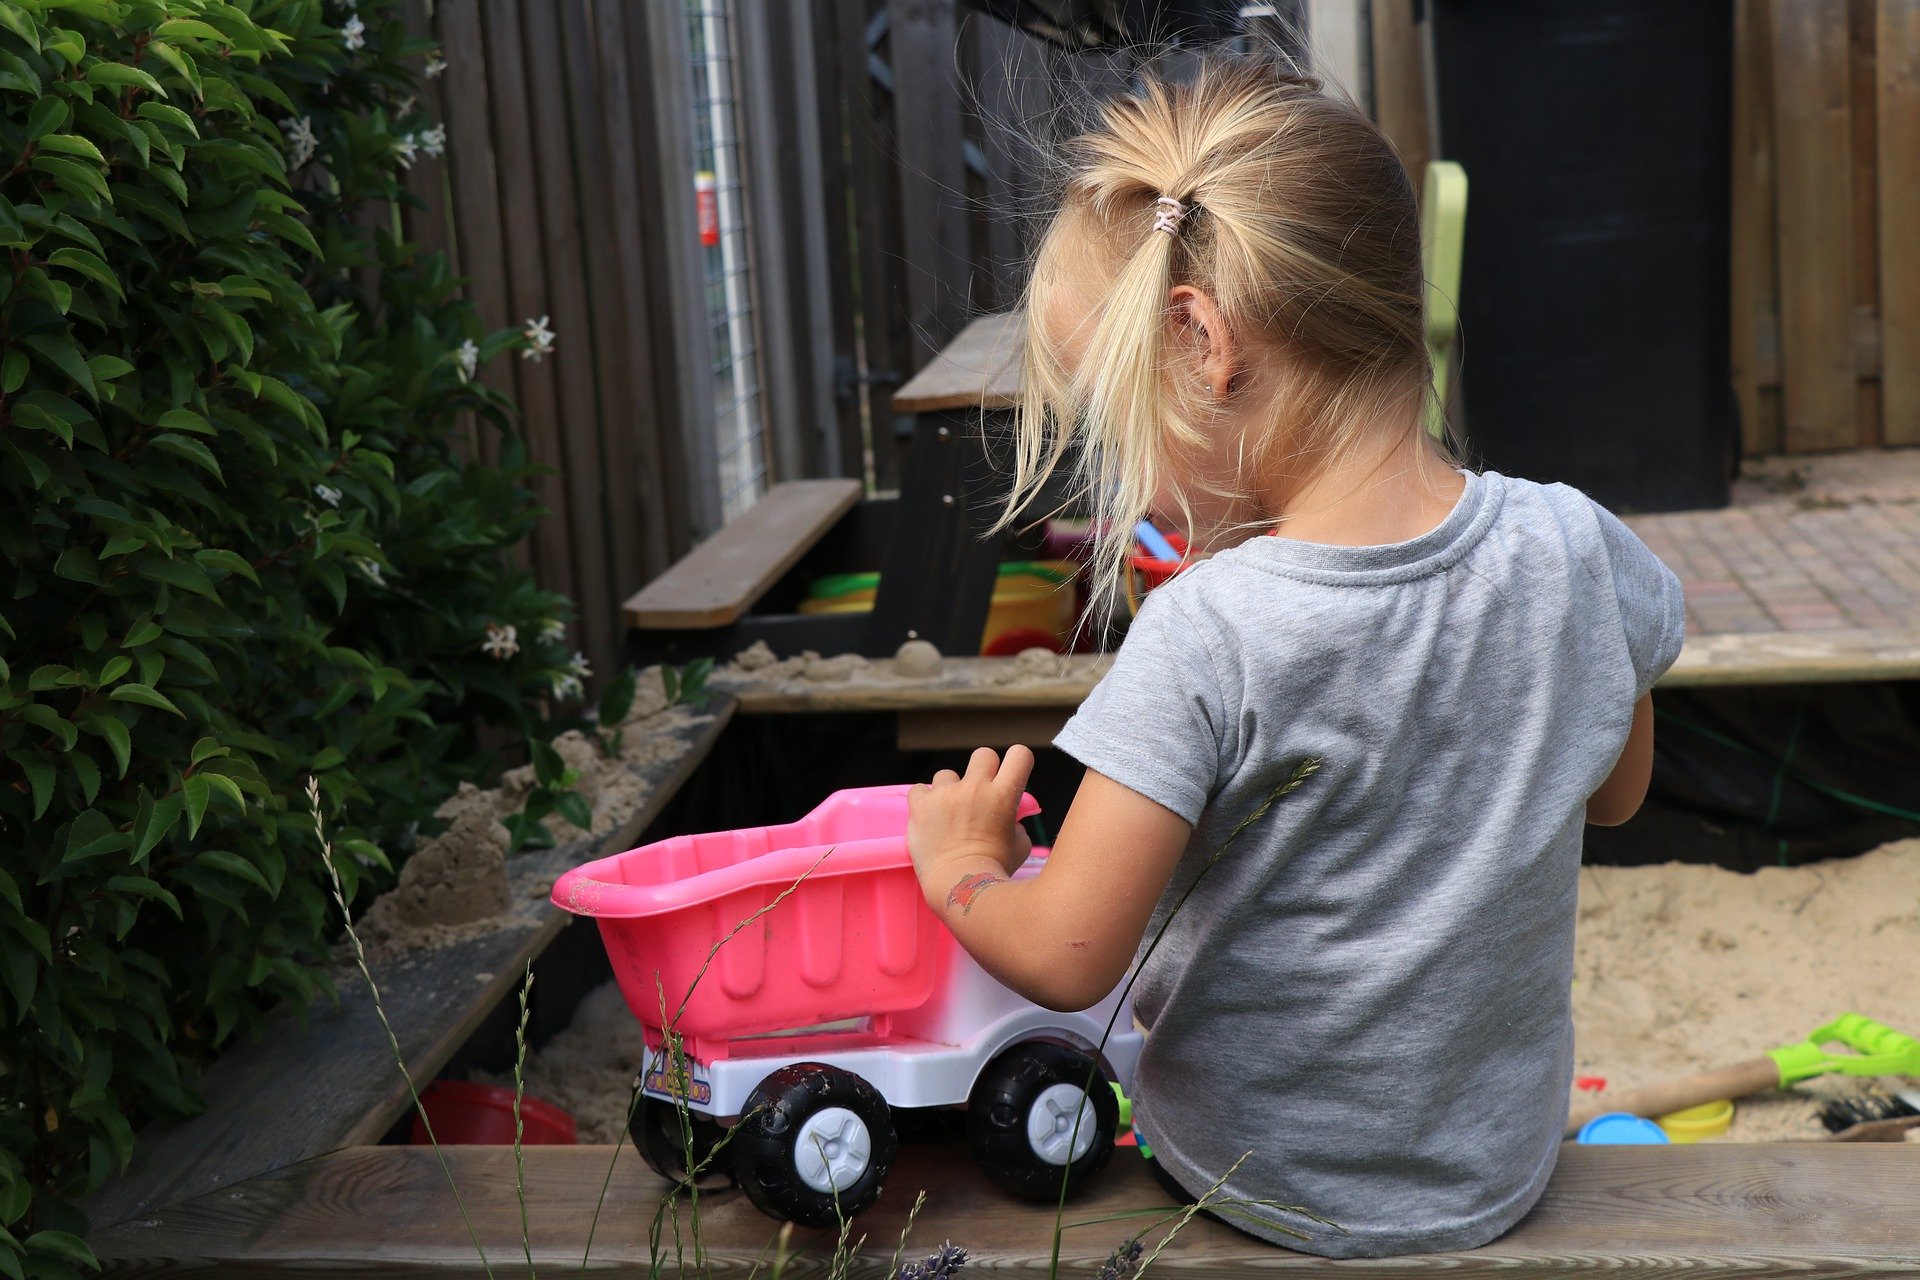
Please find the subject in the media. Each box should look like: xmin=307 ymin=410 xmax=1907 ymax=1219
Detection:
xmin=906 ymin=54 xmax=1684 ymax=1259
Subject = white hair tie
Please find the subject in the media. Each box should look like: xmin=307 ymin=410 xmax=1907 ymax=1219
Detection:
xmin=1152 ymin=195 xmax=1188 ymax=236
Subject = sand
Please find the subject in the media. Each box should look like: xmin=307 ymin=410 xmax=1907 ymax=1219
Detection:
xmin=347 ymin=667 xmax=708 ymax=964
xmin=1572 ymin=840 xmax=1920 ymax=1141
xmin=512 ymin=841 xmax=1920 ymax=1144
xmin=716 ymin=639 xmax=1070 ymax=689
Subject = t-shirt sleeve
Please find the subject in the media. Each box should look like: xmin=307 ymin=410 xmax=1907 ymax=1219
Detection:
xmin=1592 ymin=504 xmax=1687 ymax=700
xmin=1051 ymin=589 xmax=1228 ymax=825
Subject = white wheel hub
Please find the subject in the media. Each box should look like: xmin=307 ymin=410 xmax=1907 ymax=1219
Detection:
xmin=1026 ymin=1082 xmax=1097 ymax=1165
xmin=793 ymin=1106 xmax=872 ymax=1194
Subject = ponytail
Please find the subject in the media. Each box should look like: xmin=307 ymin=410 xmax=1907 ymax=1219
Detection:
xmin=1003 ymin=52 xmax=1431 ymax=627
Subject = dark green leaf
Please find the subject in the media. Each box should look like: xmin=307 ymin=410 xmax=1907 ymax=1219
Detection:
xmin=84 ymin=62 xmax=167 ymax=97
xmin=108 ymin=682 xmax=182 ymax=716
xmin=136 ymin=556 xmax=218 ymax=601
xmin=20 ymin=332 xmax=98 ymax=402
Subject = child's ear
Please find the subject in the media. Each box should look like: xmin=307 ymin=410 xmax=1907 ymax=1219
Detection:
xmin=1167 ymin=284 xmax=1238 ymax=401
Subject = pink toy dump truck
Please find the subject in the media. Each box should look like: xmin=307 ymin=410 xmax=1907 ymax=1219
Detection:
xmin=552 ymin=785 xmax=1143 ymax=1227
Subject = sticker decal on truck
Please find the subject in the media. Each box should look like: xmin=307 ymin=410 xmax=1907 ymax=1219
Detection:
xmin=643 ymin=1061 xmax=713 ymax=1105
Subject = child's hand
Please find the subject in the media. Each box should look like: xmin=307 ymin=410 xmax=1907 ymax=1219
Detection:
xmin=908 ymin=746 xmax=1035 ymax=914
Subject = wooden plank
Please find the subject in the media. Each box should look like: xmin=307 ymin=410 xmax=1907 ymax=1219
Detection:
xmin=93 ymin=1143 xmax=1920 ymax=1277
xmin=435 ymin=1 xmax=518 ymax=469
xmin=897 ymin=706 xmax=1071 ymax=751
xmin=515 ymin=0 xmax=621 ymax=665
xmin=888 ymin=0 xmax=974 ymax=373
xmin=890 ymin=311 xmax=1024 ymax=413
xmin=623 ymin=480 xmax=864 ymax=629
xmin=1730 ymin=0 xmax=1782 ymax=456
xmin=806 ymin=0 xmax=870 ymax=481
xmin=1881 ymin=0 xmax=1920 ymax=445
xmin=848 ymin=0 xmax=913 ymax=489
xmin=82 ymin=701 xmax=737 ymax=1231
xmin=582 ymin=0 xmax=674 ymax=602
xmin=626 ymin=2 xmax=724 ymax=545
xmin=714 ymin=624 xmax=1920 ymax=715
xmin=477 ymin=0 xmax=578 ymax=629
xmin=1769 ymin=1 xmax=1859 ymax=453
xmin=1849 ymin=0 xmax=1881 ymax=448
xmin=1369 ymin=0 xmax=1431 ymax=185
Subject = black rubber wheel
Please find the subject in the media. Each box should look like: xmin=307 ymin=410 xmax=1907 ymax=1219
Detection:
xmin=968 ymin=1041 xmax=1117 ymax=1200
xmin=732 ymin=1063 xmax=898 ymax=1227
xmin=630 ymin=1090 xmax=736 ymax=1191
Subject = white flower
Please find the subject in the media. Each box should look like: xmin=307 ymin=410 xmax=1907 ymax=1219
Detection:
xmin=537 ymin=618 xmax=566 ymax=645
xmin=393 ymin=132 xmax=419 ymax=169
xmin=314 ymin=483 xmax=342 ymax=507
xmin=551 ymin=672 xmax=584 ymax=701
xmin=354 ymin=557 xmax=386 ymax=587
xmin=418 ymin=123 xmax=446 ymax=158
xmin=283 ymin=115 xmax=319 ymax=170
xmin=423 ymin=54 xmax=447 ymax=79
xmin=521 ymin=315 xmax=556 ymax=364
xmin=567 ymin=651 xmax=592 ymax=680
xmin=341 ymin=15 xmax=366 ymax=50
xmin=393 ymin=94 xmax=418 ymax=119
xmin=454 ymin=339 xmax=479 ymax=382
xmin=481 ymin=623 xmax=519 ymax=660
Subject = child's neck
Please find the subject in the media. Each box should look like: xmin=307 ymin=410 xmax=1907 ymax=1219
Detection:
xmin=1267 ymin=429 xmax=1465 ymax=548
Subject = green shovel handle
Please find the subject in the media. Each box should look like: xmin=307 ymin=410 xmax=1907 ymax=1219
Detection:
xmin=1766 ymin=1013 xmax=1920 ymax=1085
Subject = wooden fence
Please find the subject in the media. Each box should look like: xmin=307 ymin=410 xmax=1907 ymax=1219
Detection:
xmin=389 ymin=0 xmax=1920 ymax=677
xmin=1732 ymin=0 xmax=1920 ymax=456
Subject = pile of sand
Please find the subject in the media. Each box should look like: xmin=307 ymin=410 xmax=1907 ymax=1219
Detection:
xmin=716 ymin=639 xmax=1070 ymax=687
xmin=512 ymin=841 xmax=1920 ymax=1144
xmin=1573 ymin=840 xmax=1920 ymax=1141
xmin=347 ymin=667 xmax=707 ymax=964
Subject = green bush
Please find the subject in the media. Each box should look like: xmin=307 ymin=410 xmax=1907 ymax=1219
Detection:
xmin=0 ymin=3 xmax=583 ymax=1272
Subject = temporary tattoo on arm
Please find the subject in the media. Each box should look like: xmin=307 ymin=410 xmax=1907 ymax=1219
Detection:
xmin=946 ymin=871 xmax=1006 ymax=916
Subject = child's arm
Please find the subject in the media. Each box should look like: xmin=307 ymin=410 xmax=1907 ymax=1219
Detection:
xmin=1586 ymin=693 xmax=1654 ymax=826
xmin=907 ymin=745 xmax=1190 ymax=1012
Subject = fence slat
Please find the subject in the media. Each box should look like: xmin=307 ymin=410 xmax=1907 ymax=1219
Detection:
xmin=1769 ymin=0 xmax=1859 ymax=452
xmin=1730 ymin=0 xmax=1783 ymax=455
xmin=477 ymin=0 xmax=579 ymax=635
xmin=553 ymin=0 xmax=646 ymax=624
xmin=1369 ymin=0 xmax=1431 ymax=185
xmin=845 ymin=0 xmax=911 ymax=489
xmin=1849 ymin=0 xmax=1881 ymax=447
xmin=435 ymin=2 xmax=519 ymax=471
xmin=1881 ymin=0 xmax=1920 ymax=445
xmin=515 ymin=0 xmax=621 ymax=668
xmin=888 ymin=0 xmax=973 ymax=371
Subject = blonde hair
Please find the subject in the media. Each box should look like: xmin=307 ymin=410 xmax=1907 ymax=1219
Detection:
xmin=1004 ymin=52 xmax=1438 ymax=620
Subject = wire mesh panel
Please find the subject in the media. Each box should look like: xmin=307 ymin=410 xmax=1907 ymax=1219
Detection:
xmin=688 ymin=0 xmax=770 ymax=520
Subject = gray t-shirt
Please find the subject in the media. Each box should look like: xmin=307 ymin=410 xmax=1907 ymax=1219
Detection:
xmin=1053 ymin=469 xmax=1685 ymax=1258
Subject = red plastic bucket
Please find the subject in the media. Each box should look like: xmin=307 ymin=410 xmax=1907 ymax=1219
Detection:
xmin=409 ymin=1079 xmax=578 ymax=1146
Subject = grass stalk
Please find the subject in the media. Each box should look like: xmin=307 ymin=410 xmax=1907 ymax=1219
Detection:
xmin=512 ymin=962 xmax=538 ymax=1280
xmin=1048 ymin=757 xmax=1324 ymax=1279
xmin=305 ymin=776 xmax=497 ymax=1280
xmin=588 ymin=846 xmax=839 ymax=1278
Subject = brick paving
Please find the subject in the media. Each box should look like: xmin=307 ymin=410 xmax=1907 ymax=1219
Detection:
xmin=1625 ymin=450 xmax=1920 ymax=637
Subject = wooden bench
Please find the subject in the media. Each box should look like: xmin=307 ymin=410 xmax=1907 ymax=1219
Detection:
xmin=623 ymin=479 xmax=863 ymax=630
xmin=91 ymin=1141 xmax=1920 ymax=1276
xmin=83 ymin=699 xmax=736 ymax=1231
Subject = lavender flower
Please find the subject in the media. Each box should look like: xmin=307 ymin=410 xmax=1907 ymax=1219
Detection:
xmin=897 ymin=1241 xmax=968 ymax=1280
xmin=1097 ymin=1237 xmax=1144 ymax=1280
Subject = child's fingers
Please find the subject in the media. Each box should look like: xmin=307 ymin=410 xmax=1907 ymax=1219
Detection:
xmin=964 ymin=746 xmax=1001 ymax=783
xmin=996 ymin=743 xmax=1036 ymax=799
xmin=931 ymin=768 xmax=960 ymax=787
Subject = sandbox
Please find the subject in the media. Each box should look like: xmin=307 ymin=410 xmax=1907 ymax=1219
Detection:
xmin=506 ymin=840 xmax=1920 ymax=1145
